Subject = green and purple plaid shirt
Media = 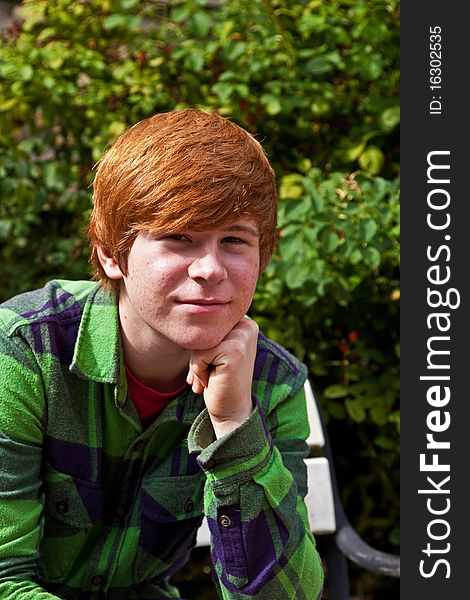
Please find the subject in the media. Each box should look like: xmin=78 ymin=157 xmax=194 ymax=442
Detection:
xmin=0 ymin=280 xmax=323 ymax=599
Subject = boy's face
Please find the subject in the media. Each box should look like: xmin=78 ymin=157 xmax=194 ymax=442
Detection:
xmin=113 ymin=219 xmax=260 ymax=352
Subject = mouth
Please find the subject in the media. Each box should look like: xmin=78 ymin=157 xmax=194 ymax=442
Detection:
xmin=175 ymin=299 xmax=229 ymax=312
xmin=177 ymin=298 xmax=229 ymax=305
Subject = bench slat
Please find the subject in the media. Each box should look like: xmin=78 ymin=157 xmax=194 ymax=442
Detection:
xmin=305 ymin=456 xmax=336 ymax=534
xmin=305 ymin=380 xmax=325 ymax=450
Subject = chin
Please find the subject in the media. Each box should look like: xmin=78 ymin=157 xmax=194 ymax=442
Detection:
xmin=175 ymin=329 xmax=229 ymax=351
xmin=179 ymin=338 xmax=225 ymax=351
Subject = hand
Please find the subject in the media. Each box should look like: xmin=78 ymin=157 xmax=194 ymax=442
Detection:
xmin=187 ymin=318 xmax=259 ymax=438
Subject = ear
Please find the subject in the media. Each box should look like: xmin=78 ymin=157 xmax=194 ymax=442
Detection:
xmin=95 ymin=245 xmax=124 ymax=280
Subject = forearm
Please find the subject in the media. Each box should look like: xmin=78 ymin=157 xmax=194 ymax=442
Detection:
xmin=188 ymin=407 xmax=323 ymax=599
xmin=215 ymin=451 xmax=322 ymax=599
xmin=0 ymin=470 xmax=56 ymax=599
xmin=0 ymin=334 xmax=53 ymax=598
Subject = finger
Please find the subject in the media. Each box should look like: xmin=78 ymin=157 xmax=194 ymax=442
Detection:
xmin=191 ymin=373 xmax=206 ymax=394
xmin=193 ymin=368 xmax=209 ymax=389
xmin=186 ymin=369 xmax=194 ymax=385
xmin=189 ymin=359 xmax=211 ymax=388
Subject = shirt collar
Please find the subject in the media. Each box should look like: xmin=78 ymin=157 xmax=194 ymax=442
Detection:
xmin=70 ymin=284 xmax=122 ymax=385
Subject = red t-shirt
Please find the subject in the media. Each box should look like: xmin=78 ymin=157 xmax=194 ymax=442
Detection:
xmin=125 ymin=365 xmax=188 ymax=427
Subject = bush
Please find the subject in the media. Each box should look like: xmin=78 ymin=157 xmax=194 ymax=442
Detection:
xmin=0 ymin=0 xmax=400 ymax=595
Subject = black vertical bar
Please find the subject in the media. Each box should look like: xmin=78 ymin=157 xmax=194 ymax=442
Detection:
xmin=325 ymin=536 xmax=350 ymax=600
xmin=401 ymin=2 xmax=469 ymax=598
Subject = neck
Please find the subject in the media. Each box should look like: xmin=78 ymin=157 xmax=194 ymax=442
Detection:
xmin=119 ymin=323 xmax=190 ymax=394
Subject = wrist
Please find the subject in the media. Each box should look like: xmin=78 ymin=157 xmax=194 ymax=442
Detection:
xmin=209 ymin=404 xmax=253 ymax=439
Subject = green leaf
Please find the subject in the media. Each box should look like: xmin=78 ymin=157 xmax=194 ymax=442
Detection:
xmin=320 ymin=229 xmax=339 ymax=253
xmin=345 ymin=142 xmax=366 ymax=162
xmin=108 ymin=121 xmax=127 ymax=138
xmin=345 ymin=399 xmax=366 ymax=422
xmin=324 ymin=384 xmax=348 ymax=399
xmin=0 ymin=98 xmax=17 ymax=112
xmin=375 ymin=435 xmax=396 ymax=450
xmin=299 ymin=14 xmax=325 ymax=35
xmin=388 ymin=411 xmax=401 ymax=432
xmin=285 ymin=262 xmax=311 ymax=289
xmin=103 ymin=14 xmax=128 ymax=30
xmin=279 ymin=175 xmax=303 ymax=200
xmin=380 ymin=106 xmax=400 ymax=131
xmin=311 ymin=194 xmax=325 ymax=214
xmin=43 ymin=162 xmax=65 ymax=192
xmin=261 ymin=94 xmax=282 ymax=116
xmin=348 ymin=247 xmax=362 ymax=265
xmin=192 ymin=13 xmax=211 ymax=37
xmin=212 ymin=82 xmax=232 ymax=103
xmin=280 ymin=235 xmax=302 ymax=262
xmin=363 ymin=246 xmax=381 ymax=269
xmin=280 ymin=223 xmax=302 ymax=237
xmin=359 ymin=218 xmax=377 ymax=242
xmin=303 ymin=227 xmax=319 ymax=246
xmin=43 ymin=76 xmax=55 ymax=89
xmin=188 ymin=50 xmax=204 ymax=72
xmin=18 ymin=65 xmax=34 ymax=81
xmin=388 ymin=528 xmax=400 ymax=547
xmin=363 ymin=53 xmax=383 ymax=79
xmin=171 ymin=6 xmax=190 ymax=22
xmin=370 ymin=405 xmax=388 ymax=425
xmin=226 ymin=41 xmax=247 ymax=61
xmin=358 ymin=146 xmax=385 ymax=174
xmin=285 ymin=197 xmax=311 ymax=220
xmin=306 ymin=58 xmax=332 ymax=75
xmin=121 ymin=0 xmax=139 ymax=8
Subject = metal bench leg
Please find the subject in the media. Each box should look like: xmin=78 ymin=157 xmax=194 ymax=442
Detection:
xmin=325 ymin=534 xmax=350 ymax=600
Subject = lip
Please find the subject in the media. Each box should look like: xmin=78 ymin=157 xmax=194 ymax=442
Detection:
xmin=175 ymin=299 xmax=229 ymax=313
xmin=179 ymin=298 xmax=229 ymax=305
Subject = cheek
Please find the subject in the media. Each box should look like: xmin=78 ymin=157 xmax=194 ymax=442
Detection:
xmin=134 ymin=255 xmax=183 ymax=288
xmin=234 ymin=260 xmax=259 ymax=299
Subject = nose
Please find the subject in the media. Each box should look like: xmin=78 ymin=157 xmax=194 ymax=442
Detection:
xmin=187 ymin=248 xmax=227 ymax=283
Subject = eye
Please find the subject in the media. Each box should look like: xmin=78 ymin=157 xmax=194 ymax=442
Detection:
xmin=165 ymin=234 xmax=189 ymax=241
xmin=222 ymin=236 xmax=245 ymax=244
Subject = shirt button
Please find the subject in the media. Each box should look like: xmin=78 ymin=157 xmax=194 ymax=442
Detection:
xmin=91 ymin=574 xmax=104 ymax=586
xmin=218 ymin=515 xmax=232 ymax=528
xmin=184 ymin=499 xmax=194 ymax=513
xmin=115 ymin=505 xmax=125 ymax=519
xmin=56 ymin=501 xmax=69 ymax=514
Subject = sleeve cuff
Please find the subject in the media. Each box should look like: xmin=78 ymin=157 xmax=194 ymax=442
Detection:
xmin=187 ymin=404 xmax=273 ymax=483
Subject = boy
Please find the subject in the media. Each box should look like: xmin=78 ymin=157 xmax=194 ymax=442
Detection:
xmin=0 ymin=109 xmax=324 ymax=598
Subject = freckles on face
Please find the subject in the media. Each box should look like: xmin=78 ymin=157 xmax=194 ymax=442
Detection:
xmin=120 ymin=224 xmax=261 ymax=350
xmin=126 ymin=254 xmax=178 ymax=315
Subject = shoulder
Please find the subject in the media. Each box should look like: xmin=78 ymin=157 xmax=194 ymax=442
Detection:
xmin=256 ymin=332 xmax=307 ymax=379
xmin=253 ymin=331 xmax=307 ymax=410
xmin=0 ymin=280 xmax=99 ymax=336
xmin=0 ymin=281 xmax=102 ymax=369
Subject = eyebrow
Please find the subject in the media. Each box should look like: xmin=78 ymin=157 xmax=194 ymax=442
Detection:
xmin=224 ymin=224 xmax=260 ymax=237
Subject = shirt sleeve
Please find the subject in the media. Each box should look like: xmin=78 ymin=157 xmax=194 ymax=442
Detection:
xmin=187 ymin=385 xmax=324 ymax=599
xmin=0 ymin=329 xmax=60 ymax=599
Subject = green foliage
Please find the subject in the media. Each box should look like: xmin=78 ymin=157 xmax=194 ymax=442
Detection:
xmin=252 ymin=167 xmax=400 ymax=566
xmin=0 ymin=0 xmax=399 ymax=595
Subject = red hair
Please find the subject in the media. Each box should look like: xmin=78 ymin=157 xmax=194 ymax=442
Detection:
xmin=87 ymin=109 xmax=277 ymax=288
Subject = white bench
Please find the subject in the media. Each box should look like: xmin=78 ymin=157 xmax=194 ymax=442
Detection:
xmin=195 ymin=379 xmax=400 ymax=599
